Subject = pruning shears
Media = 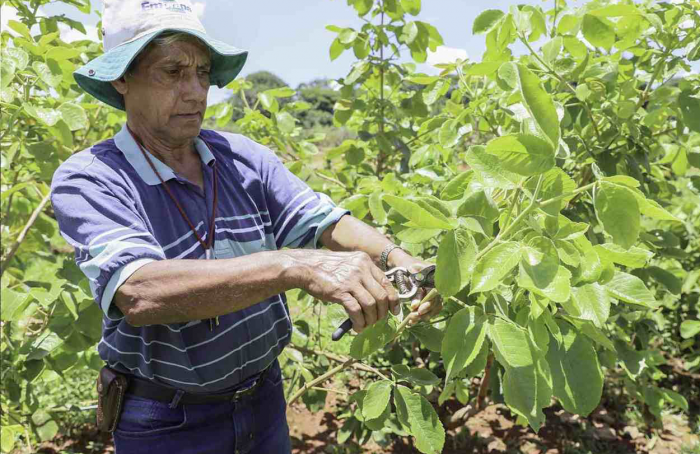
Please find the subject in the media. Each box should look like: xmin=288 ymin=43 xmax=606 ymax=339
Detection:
xmin=331 ymin=265 xmax=436 ymax=341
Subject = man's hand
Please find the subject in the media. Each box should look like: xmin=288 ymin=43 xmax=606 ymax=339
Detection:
xmin=291 ymin=250 xmax=400 ymax=333
xmin=388 ymin=253 xmax=443 ymax=326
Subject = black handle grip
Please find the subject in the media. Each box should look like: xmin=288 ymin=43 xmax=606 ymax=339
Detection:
xmin=332 ymin=318 xmax=353 ymax=341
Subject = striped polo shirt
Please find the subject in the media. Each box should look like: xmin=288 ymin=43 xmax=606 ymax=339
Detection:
xmin=51 ymin=124 xmax=348 ymax=393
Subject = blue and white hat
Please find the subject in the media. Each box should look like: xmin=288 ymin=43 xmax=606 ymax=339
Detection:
xmin=74 ymin=0 xmax=248 ymax=110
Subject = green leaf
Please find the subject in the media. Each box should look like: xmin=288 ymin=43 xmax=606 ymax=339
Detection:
xmin=471 ymin=242 xmax=522 ymax=294
xmin=679 ymin=90 xmax=700 ymax=133
xmin=441 ymin=306 xmax=487 ymax=382
xmin=516 ymin=64 xmax=560 ymax=147
xmin=394 ymin=386 xmax=445 ymax=454
xmin=595 ymin=183 xmax=640 ymax=249
xmin=465 ymin=61 xmax=501 ymax=76
xmin=636 ymin=197 xmax=681 ymax=222
xmin=410 ymin=325 xmax=444 ymax=353
xmin=542 ymin=36 xmax=563 ymax=63
xmin=32 ymin=410 xmax=59 ymax=441
xmin=582 ymin=14 xmax=615 ymax=51
xmin=8 ymin=20 xmax=32 ymax=40
xmin=528 ymin=168 xmax=576 ymax=217
xmin=275 ymin=111 xmax=296 ymax=133
xmin=594 ymin=244 xmax=652 ymax=269
xmin=457 ymin=191 xmax=499 ymax=220
xmin=440 ymin=170 xmax=473 ymax=201
xmin=401 ymin=0 xmax=421 ymax=16
xmin=464 ymin=145 xmax=523 ymax=190
xmin=368 ymin=191 xmax=387 ymax=225
xmin=439 ymin=119 xmax=469 ymax=148
xmin=436 ymin=229 xmax=477 ymax=297
xmin=568 ymin=283 xmax=610 ymax=328
xmin=58 ymin=102 xmax=88 ymax=131
xmin=660 ymin=388 xmax=689 ymax=412
xmin=423 ymin=79 xmax=450 ymax=106
xmin=329 ymin=38 xmax=345 ymax=61
xmin=393 ymin=365 xmax=441 ymax=385
xmin=489 ymin=318 xmax=552 ymax=432
xmin=400 ymin=21 xmax=419 ymax=44
xmin=1 ymin=288 xmax=30 ymax=321
xmin=485 ymin=134 xmax=555 ymax=176
xmin=521 ymin=236 xmax=559 ymax=289
xmin=396 ymin=228 xmax=442 ymax=243
xmin=546 ymin=321 xmax=603 ymax=416
xmin=473 ymin=9 xmax=505 ymax=35
xmin=1 ymin=424 xmax=20 ymax=452
xmin=24 ymin=105 xmax=62 ymax=126
xmin=32 ymin=60 xmax=63 ymax=87
xmin=0 ymin=58 xmax=16 ymax=89
xmin=680 ymin=320 xmax=700 ymax=339
xmin=362 ymin=380 xmax=393 ymax=420
xmin=519 ymin=266 xmax=572 ymax=303
xmin=644 ymin=266 xmax=682 ymax=295
xmin=350 ymin=317 xmax=397 ymax=359
xmin=605 ymin=271 xmax=656 ymax=309
xmin=383 ymin=195 xmax=455 ymax=230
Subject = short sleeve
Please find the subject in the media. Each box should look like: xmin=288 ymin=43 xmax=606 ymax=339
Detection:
xmin=51 ymin=170 xmax=166 ymax=319
xmin=262 ymin=153 xmax=349 ymax=250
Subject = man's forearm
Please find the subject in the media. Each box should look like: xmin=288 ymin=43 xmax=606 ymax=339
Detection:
xmin=320 ymin=215 xmax=413 ymax=268
xmin=114 ymin=250 xmax=301 ymax=326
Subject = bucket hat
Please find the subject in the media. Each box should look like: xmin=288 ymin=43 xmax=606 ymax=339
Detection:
xmin=74 ymin=0 xmax=248 ymax=110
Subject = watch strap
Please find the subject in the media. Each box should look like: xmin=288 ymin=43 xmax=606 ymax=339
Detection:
xmin=380 ymin=244 xmax=402 ymax=271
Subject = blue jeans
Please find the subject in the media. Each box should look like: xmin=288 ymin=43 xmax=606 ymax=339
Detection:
xmin=113 ymin=360 xmax=291 ymax=454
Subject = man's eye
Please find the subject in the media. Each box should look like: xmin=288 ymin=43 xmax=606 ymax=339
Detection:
xmin=166 ymin=69 xmax=179 ymax=75
xmin=198 ymin=69 xmax=210 ymax=76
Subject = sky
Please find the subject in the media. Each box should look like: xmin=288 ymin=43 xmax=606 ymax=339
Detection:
xmin=1 ymin=0 xmax=697 ymax=105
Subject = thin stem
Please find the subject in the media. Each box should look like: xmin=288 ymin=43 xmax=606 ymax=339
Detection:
xmin=475 ymin=175 xmax=544 ymax=261
xmin=539 ymin=181 xmax=598 ymax=208
xmin=477 ymin=354 xmax=494 ymax=410
xmin=501 ymin=189 xmax=519 ymax=231
xmin=0 ymin=193 xmax=51 ymax=277
xmin=314 ymin=171 xmax=347 ymax=189
xmin=287 ymin=288 xmax=438 ymax=406
xmin=0 ymin=105 xmax=24 ymax=142
xmin=311 ymin=386 xmax=349 ymax=395
xmin=288 ymin=360 xmax=353 ymax=405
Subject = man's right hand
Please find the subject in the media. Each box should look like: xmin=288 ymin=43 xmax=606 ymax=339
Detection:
xmin=288 ymin=250 xmax=400 ymax=334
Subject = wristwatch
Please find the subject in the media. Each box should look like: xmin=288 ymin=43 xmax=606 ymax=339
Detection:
xmin=380 ymin=243 xmax=403 ymax=271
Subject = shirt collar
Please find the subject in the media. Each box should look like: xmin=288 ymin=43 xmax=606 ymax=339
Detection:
xmin=114 ymin=123 xmax=216 ymax=186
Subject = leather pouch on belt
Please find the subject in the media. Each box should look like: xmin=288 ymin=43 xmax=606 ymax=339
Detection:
xmin=96 ymin=366 xmax=128 ymax=433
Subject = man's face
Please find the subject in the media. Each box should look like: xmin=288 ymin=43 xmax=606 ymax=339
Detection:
xmin=120 ymin=39 xmax=211 ymax=144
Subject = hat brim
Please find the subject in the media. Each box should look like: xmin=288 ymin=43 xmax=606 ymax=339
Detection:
xmin=74 ymin=28 xmax=248 ymax=110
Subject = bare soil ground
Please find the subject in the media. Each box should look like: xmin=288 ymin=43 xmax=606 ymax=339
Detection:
xmin=32 ymin=369 xmax=700 ymax=454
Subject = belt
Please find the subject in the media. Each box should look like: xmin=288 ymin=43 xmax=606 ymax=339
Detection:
xmin=125 ymin=365 xmax=271 ymax=406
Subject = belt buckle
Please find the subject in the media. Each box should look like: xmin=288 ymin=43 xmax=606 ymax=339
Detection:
xmin=230 ymin=378 xmax=258 ymax=403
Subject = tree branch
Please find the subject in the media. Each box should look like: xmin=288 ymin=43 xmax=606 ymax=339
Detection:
xmin=0 ymin=193 xmax=51 ymax=277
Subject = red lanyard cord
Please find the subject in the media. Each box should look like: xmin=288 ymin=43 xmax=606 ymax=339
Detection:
xmin=128 ymin=126 xmax=218 ymax=256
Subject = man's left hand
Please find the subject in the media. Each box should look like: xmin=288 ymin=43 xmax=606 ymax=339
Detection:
xmin=389 ymin=255 xmax=443 ymax=325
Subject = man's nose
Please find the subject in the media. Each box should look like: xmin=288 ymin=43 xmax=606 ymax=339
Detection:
xmin=180 ymin=71 xmax=209 ymax=103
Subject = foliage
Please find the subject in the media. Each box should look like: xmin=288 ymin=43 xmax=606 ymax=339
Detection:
xmin=272 ymin=0 xmax=700 ymax=451
xmin=2 ymin=0 xmax=700 ymax=452
xmin=1 ymin=0 xmax=123 ymax=451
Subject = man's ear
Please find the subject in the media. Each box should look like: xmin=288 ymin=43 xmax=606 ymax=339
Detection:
xmin=110 ymin=76 xmax=128 ymax=96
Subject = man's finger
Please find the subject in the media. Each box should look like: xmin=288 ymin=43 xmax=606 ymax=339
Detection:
xmin=410 ymin=288 xmax=426 ymax=312
xmin=370 ymin=265 xmax=399 ymax=315
xmin=341 ymin=296 xmax=365 ymax=333
xmin=351 ymin=285 xmax=378 ymax=328
xmin=362 ymin=274 xmax=390 ymax=322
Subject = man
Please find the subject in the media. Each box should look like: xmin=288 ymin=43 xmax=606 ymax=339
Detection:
xmin=51 ymin=1 xmax=440 ymax=452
